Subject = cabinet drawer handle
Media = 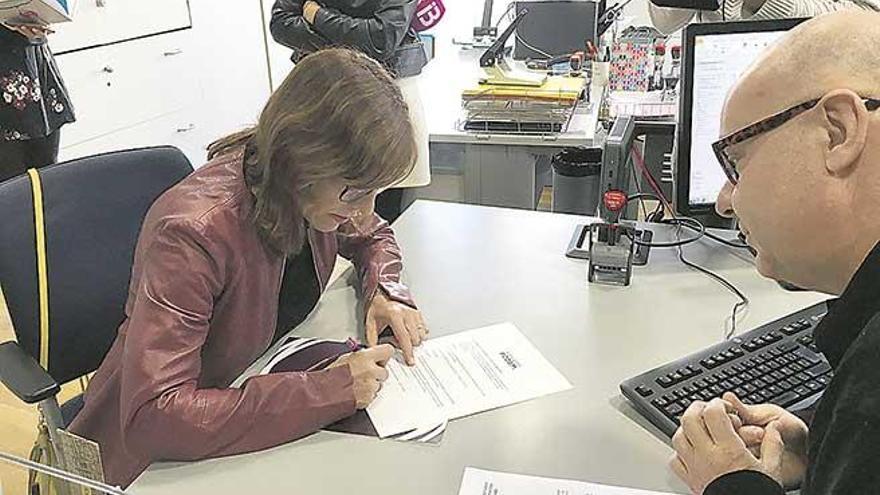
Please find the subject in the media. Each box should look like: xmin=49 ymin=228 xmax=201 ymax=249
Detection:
xmin=164 ymin=49 xmax=184 ymax=57
xmin=102 ymin=66 xmax=114 ymax=74
xmin=176 ymin=124 xmax=196 ymax=133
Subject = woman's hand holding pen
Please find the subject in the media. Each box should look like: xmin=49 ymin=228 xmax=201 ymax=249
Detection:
xmin=329 ymin=344 xmax=395 ymax=409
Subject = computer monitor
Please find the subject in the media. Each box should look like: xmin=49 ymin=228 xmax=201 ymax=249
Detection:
xmin=675 ymin=19 xmax=807 ymax=218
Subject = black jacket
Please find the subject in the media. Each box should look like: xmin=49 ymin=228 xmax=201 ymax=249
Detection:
xmin=706 ymin=243 xmax=880 ymax=494
xmin=270 ymin=0 xmax=426 ymax=76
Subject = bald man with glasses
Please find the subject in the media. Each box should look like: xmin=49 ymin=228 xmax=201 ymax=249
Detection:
xmin=668 ymin=11 xmax=880 ymax=495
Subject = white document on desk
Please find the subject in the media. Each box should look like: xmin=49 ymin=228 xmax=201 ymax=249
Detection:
xmin=458 ymin=468 xmax=679 ymax=495
xmin=366 ymin=323 xmax=572 ymax=438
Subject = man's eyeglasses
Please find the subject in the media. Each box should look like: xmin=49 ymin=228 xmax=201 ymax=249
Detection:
xmin=712 ymin=96 xmax=880 ymax=185
xmin=339 ymin=185 xmax=376 ymax=203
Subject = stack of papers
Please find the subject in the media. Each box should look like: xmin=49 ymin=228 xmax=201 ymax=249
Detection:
xmin=459 ymin=468 xmax=679 ymax=495
xmin=0 ymin=0 xmax=71 ymax=25
xmin=367 ymin=323 xmax=572 ymax=439
xmin=461 ymin=76 xmax=586 ymax=134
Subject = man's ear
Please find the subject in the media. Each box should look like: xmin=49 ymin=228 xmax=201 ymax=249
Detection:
xmin=819 ymin=90 xmax=869 ymax=175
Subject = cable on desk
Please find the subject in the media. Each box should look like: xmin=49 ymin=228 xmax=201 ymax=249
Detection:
xmin=626 ymin=151 xmax=750 ymax=338
xmin=674 ymin=226 xmax=750 ymax=340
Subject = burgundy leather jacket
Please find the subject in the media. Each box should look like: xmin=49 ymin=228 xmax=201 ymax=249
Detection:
xmin=68 ymin=149 xmax=414 ymax=487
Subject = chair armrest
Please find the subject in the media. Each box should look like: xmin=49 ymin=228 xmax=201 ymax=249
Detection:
xmin=0 ymin=341 xmax=60 ymax=404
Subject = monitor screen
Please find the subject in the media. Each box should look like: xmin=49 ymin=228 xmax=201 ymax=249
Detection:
xmin=675 ymin=20 xmax=808 ymax=216
xmin=687 ymin=29 xmax=789 ymax=206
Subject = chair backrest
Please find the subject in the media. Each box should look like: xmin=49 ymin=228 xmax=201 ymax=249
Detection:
xmin=0 ymin=146 xmax=193 ymax=385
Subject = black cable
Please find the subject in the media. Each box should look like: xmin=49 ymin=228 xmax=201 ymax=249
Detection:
xmin=624 ymin=194 xmax=749 ymax=337
xmin=675 ymin=231 xmax=750 ymax=339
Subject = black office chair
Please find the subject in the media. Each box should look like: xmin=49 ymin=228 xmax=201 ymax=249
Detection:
xmin=0 ymin=146 xmax=192 ymax=448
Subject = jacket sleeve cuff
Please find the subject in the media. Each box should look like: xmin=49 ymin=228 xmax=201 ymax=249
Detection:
xmin=704 ymin=470 xmax=784 ymax=495
xmin=377 ymin=280 xmax=416 ymax=308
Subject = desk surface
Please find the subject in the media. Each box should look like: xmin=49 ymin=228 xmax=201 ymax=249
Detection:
xmin=130 ymin=201 xmax=826 ymax=495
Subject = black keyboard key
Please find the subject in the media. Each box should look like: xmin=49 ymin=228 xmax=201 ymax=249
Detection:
xmin=806 ymin=362 xmax=832 ymax=378
xmin=767 ymin=385 xmax=782 ymax=396
xmin=778 ymin=379 xmax=795 ymax=391
xmin=794 ymin=348 xmax=822 ymax=365
xmin=796 ymin=372 xmax=811 ymax=382
xmin=790 ymin=375 xmax=805 ymax=386
xmin=805 ymin=381 xmax=822 ymax=392
xmin=743 ymin=342 xmax=758 ymax=352
xmin=779 ymin=366 xmax=794 ymax=377
xmin=763 ymin=375 xmax=778 ymax=386
xmin=816 ymin=375 xmax=831 ymax=387
xmin=789 ymin=362 xmax=804 ymax=373
xmin=674 ymin=389 xmax=688 ymax=399
xmin=665 ymin=403 xmax=684 ymax=417
xmin=780 ymin=325 xmax=800 ymax=336
xmin=680 ymin=398 xmax=693 ymax=409
xmin=729 ymin=377 xmax=743 ymax=387
xmin=732 ymin=364 xmax=746 ymax=374
xmin=700 ymin=358 xmax=719 ymax=369
xmin=670 ymin=372 xmax=684 ymax=383
xmin=753 ymin=378 xmax=767 ymax=389
xmin=773 ymin=357 xmax=788 ymax=368
xmin=663 ymin=393 xmax=676 ymax=403
xmin=683 ymin=385 xmax=698 ymax=394
xmin=712 ymin=373 xmax=725 ymax=382
xmin=700 ymin=390 xmax=715 ymax=401
xmin=657 ymin=376 xmax=673 ymax=387
xmin=733 ymin=387 xmax=747 ymax=397
xmin=694 ymin=379 xmax=708 ymax=390
xmin=771 ymin=370 xmax=787 ymax=381
xmin=686 ymin=365 xmax=703 ymax=377
xmin=705 ymin=375 xmax=719 ymax=385
xmin=779 ymin=343 xmax=798 ymax=353
xmin=769 ymin=347 xmax=784 ymax=357
xmin=760 ymin=389 xmax=775 ymax=400
xmin=746 ymin=393 xmax=763 ymax=404
xmin=721 ymin=350 xmax=736 ymax=361
xmin=730 ymin=347 xmax=745 ymax=357
xmin=719 ymin=380 xmax=734 ymax=391
xmin=741 ymin=370 xmax=755 ymax=381
xmin=721 ymin=368 xmax=737 ymax=378
xmin=636 ymin=385 xmax=654 ymax=397
xmin=794 ymin=386 xmax=810 ymax=397
xmin=743 ymin=383 xmax=758 ymax=393
xmin=709 ymin=385 xmax=723 ymax=395
xmin=756 ymin=364 xmax=772 ymax=374
xmin=652 ymin=398 xmax=669 ymax=408
xmin=770 ymin=391 xmax=801 ymax=407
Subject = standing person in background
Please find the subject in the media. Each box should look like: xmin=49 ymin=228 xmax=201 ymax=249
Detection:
xmin=0 ymin=21 xmax=75 ymax=182
xmin=648 ymin=0 xmax=880 ymax=35
xmin=270 ymin=0 xmax=431 ymax=222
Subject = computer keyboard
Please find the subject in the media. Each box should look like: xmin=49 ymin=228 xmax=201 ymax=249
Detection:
xmin=620 ymin=301 xmax=831 ymax=437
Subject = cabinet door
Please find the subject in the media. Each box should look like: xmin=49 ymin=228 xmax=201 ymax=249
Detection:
xmin=56 ymin=28 xmax=203 ymax=147
xmin=59 ymin=108 xmax=211 ymax=167
xmin=51 ymin=0 xmax=193 ymax=54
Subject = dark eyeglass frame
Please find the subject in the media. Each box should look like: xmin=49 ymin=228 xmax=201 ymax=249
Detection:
xmin=338 ymin=185 xmax=376 ymax=203
xmin=712 ymin=96 xmax=880 ymax=185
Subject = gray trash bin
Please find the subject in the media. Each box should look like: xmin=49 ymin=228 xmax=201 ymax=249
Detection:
xmin=551 ymin=148 xmax=602 ymax=216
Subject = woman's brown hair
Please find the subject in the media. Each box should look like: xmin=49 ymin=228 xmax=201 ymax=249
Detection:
xmin=207 ymin=48 xmax=417 ymax=255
